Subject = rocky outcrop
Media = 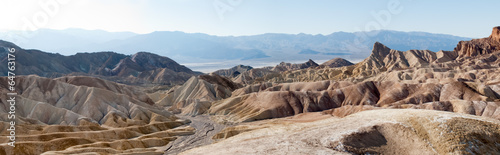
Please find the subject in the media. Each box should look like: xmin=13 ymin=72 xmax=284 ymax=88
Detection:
xmin=319 ymin=58 xmax=354 ymax=68
xmin=0 ymin=122 xmax=193 ymax=154
xmin=231 ymin=60 xmax=319 ymax=84
xmin=208 ymin=79 xmax=499 ymax=123
xmin=352 ymin=42 xmax=438 ymax=74
xmin=272 ymin=59 xmax=319 ymax=71
xmin=151 ymin=74 xmax=240 ymax=116
xmin=0 ymin=75 xmax=194 ymax=154
xmin=0 ymin=75 xmax=177 ymax=127
xmin=490 ymin=26 xmax=500 ymax=43
xmin=0 ymin=40 xmax=198 ymax=85
xmin=183 ymin=109 xmax=500 ymax=155
xmin=2 ymin=27 xmax=500 ymax=155
xmin=233 ymin=68 xmax=279 ymax=84
xmin=454 ymin=26 xmax=500 ymax=58
xmin=235 ymin=39 xmax=500 ymax=84
xmin=212 ymin=65 xmax=253 ymax=78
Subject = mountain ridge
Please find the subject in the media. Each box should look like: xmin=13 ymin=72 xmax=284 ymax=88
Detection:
xmin=0 ymin=40 xmax=198 ymax=85
xmin=1 ymin=29 xmax=471 ymax=62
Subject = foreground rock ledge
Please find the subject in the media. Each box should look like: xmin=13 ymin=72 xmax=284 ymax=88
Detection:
xmin=181 ymin=109 xmax=500 ymax=155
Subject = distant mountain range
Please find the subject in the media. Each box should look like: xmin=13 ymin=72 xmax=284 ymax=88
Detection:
xmin=1 ymin=29 xmax=470 ymax=59
xmin=0 ymin=40 xmax=199 ymax=85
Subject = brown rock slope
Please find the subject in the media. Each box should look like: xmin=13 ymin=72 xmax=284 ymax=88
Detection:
xmin=0 ymin=75 xmax=194 ymax=154
xmin=228 ymin=27 xmax=500 ymax=84
xmin=208 ymin=80 xmax=500 ymax=123
xmin=455 ymin=26 xmax=500 ymax=58
xmin=182 ymin=109 xmax=500 ymax=155
xmin=272 ymin=59 xmax=319 ymax=72
xmin=319 ymin=57 xmax=354 ymax=68
xmin=212 ymin=65 xmax=253 ymax=78
xmin=0 ymin=41 xmax=198 ymax=85
xmin=230 ymin=59 xmax=320 ymax=84
xmin=200 ymin=27 xmax=500 ymax=123
xmin=150 ymin=74 xmax=241 ymax=116
xmin=182 ymin=27 xmax=500 ymax=154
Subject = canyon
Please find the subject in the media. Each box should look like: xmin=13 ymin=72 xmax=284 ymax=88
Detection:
xmin=0 ymin=27 xmax=499 ymax=154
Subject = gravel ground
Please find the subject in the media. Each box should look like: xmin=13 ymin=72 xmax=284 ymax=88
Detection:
xmin=163 ymin=115 xmax=229 ymax=155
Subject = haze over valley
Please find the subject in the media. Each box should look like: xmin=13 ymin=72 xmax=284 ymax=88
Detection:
xmin=1 ymin=29 xmax=471 ymax=72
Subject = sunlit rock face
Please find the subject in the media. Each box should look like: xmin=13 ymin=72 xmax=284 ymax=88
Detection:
xmin=455 ymin=26 xmax=500 ymax=58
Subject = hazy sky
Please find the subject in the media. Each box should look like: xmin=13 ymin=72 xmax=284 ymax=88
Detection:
xmin=1 ymin=0 xmax=499 ymax=38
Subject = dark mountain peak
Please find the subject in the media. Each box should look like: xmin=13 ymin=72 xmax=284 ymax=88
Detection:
xmin=0 ymin=41 xmax=197 ymax=85
xmin=235 ymin=64 xmax=253 ymax=69
xmin=131 ymin=51 xmax=163 ymax=61
xmin=320 ymin=58 xmax=354 ymax=68
xmin=131 ymin=51 xmax=192 ymax=73
xmin=0 ymin=40 xmax=21 ymax=52
xmin=213 ymin=64 xmax=253 ymax=78
xmin=371 ymin=42 xmax=392 ymax=58
xmin=305 ymin=59 xmax=318 ymax=66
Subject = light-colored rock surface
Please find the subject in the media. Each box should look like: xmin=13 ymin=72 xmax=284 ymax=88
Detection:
xmin=0 ymin=75 xmax=176 ymax=127
xmin=207 ymin=80 xmax=499 ymax=123
xmin=2 ymin=27 xmax=500 ymax=155
xmin=0 ymin=75 xmax=194 ymax=154
xmin=151 ymin=74 xmax=240 ymax=116
xmin=182 ymin=109 xmax=500 ymax=155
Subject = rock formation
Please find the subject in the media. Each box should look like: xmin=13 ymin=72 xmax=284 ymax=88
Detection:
xmin=0 ymin=40 xmax=198 ymax=85
xmin=0 ymin=75 xmax=194 ymax=154
xmin=0 ymin=75 xmax=177 ymax=127
xmin=319 ymin=57 xmax=354 ymax=68
xmin=151 ymin=74 xmax=241 ymax=116
xmin=272 ymin=59 xmax=319 ymax=71
xmin=491 ymin=26 xmax=500 ymax=43
xmin=2 ymin=27 xmax=500 ymax=155
xmin=207 ymin=80 xmax=499 ymax=123
xmin=230 ymin=59 xmax=319 ymax=84
xmin=182 ymin=109 xmax=500 ymax=155
xmin=212 ymin=65 xmax=253 ymax=77
xmin=454 ymin=26 xmax=500 ymax=58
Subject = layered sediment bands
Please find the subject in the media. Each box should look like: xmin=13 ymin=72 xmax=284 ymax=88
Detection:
xmin=209 ymin=91 xmax=341 ymax=123
xmin=230 ymin=59 xmax=320 ymax=84
xmin=230 ymin=38 xmax=499 ymax=84
xmin=56 ymin=76 xmax=155 ymax=105
xmin=213 ymin=65 xmax=253 ymax=78
xmin=319 ymin=57 xmax=354 ymax=68
xmin=321 ymin=100 xmax=500 ymax=120
xmin=182 ymin=109 xmax=500 ymax=155
xmin=272 ymin=59 xmax=319 ymax=71
xmin=193 ymin=29 xmax=500 ymax=154
xmin=0 ymin=122 xmax=193 ymax=154
xmin=151 ymin=74 xmax=240 ymax=115
xmin=0 ymin=75 xmax=195 ymax=154
xmin=0 ymin=75 xmax=177 ymax=127
xmin=455 ymin=27 xmax=500 ymax=58
xmin=208 ymin=80 xmax=499 ymax=123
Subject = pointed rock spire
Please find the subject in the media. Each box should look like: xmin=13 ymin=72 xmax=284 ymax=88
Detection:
xmin=490 ymin=26 xmax=500 ymax=43
xmin=371 ymin=42 xmax=392 ymax=58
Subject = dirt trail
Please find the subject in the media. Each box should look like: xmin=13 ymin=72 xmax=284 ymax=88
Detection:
xmin=163 ymin=115 xmax=228 ymax=155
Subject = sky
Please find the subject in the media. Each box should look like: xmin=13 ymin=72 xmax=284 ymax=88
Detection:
xmin=0 ymin=0 xmax=499 ymax=38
